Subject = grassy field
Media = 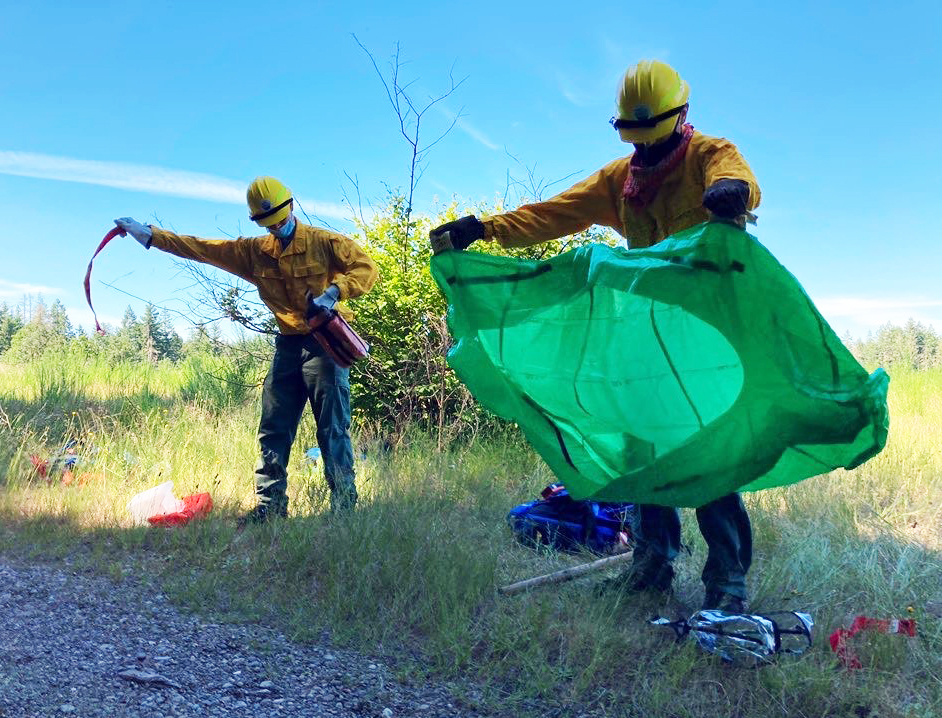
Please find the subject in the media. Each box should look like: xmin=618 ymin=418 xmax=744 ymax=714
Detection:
xmin=1 ymin=356 xmax=940 ymax=717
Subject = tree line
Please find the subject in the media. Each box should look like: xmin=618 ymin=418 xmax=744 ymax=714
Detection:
xmin=845 ymin=320 xmax=942 ymax=372
xmin=0 ymin=296 xmax=204 ymax=365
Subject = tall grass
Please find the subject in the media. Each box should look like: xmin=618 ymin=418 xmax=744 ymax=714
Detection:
xmin=1 ymin=356 xmax=940 ymax=717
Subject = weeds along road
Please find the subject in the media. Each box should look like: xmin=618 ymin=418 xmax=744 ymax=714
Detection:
xmin=0 ymin=555 xmax=492 ymax=718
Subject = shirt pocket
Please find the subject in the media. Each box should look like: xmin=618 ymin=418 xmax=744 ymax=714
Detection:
xmin=251 ymin=266 xmax=289 ymax=308
xmin=666 ymin=199 xmax=708 ymax=236
xmin=286 ymin=260 xmax=330 ymax=302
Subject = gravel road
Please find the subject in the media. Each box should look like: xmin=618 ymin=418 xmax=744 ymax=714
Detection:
xmin=0 ymin=556 xmax=493 ymax=718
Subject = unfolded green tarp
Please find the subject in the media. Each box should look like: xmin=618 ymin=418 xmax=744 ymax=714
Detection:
xmin=431 ymin=221 xmax=889 ymax=508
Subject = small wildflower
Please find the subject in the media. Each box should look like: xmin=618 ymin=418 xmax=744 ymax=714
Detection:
xmin=907 ymin=606 xmax=915 ymax=613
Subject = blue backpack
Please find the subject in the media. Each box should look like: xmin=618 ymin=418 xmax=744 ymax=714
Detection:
xmin=507 ymin=484 xmax=634 ymax=554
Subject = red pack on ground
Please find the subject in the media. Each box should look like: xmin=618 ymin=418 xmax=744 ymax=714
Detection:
xmin=148 ymin=493 xmax=214 ymax=527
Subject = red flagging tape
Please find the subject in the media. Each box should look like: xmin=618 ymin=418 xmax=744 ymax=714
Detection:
xmin=84 ymin=226 xmax=126 ymax=334
xmin=829 ymin=615 xmax=917 ymax=669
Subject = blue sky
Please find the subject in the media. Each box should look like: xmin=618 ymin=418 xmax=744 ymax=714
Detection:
xmin=1 ymin=0 xmax=940 ymax=339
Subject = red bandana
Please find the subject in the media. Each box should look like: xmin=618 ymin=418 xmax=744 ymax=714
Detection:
xmin=622 ymin=124 xmax=695 ymax=208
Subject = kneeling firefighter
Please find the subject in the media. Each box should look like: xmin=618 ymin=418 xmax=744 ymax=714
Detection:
xmin=430 ymin=60 xmax=759 ymax=612
xmin=116 ymin=176 xmax=378 ymax=521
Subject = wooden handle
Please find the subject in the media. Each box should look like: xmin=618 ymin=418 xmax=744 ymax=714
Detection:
xmin=498 ymin=550 xmax=633 ymax=596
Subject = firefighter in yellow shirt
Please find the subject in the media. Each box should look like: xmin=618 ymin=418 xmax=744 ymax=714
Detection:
xmin=116 ymin=177 xmax=378 ymax=522
xmin=431 ymin=60 xmax=758 ymax=612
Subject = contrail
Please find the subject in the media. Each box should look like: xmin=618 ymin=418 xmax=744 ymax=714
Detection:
xmin=0 ymin=150 xmax=350 ymax=220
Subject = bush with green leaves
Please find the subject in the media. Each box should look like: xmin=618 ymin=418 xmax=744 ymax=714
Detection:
xmin=347 ymin=192 xmax=618 ymax=445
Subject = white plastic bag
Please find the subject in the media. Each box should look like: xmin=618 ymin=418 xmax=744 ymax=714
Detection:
xmin=127 ymin=480 xmax=184 ymax=525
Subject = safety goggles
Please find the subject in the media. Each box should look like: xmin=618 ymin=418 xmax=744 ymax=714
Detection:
xmin=609 ymin=104 xmax=687 ymax=130
xmin=250 ymin=197 xmax=293 ymax=223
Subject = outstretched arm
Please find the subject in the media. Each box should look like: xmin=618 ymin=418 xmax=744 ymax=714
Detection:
xmin=484 ymin=163 xmax=625 ymax=248
xmin=149 ymin=227 xmax=256 ymax=284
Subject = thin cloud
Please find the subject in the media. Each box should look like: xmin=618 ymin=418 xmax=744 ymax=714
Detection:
xmin=457 ymin=119 xmax=499 ymax=150
xmin=816 ymin=296 xmax=942 ymax=314
xmin=292 ymin=197 xmax=351 ymax=223
xmin=815 ymin=296 xmax=942 ymax=332
xmin=0 ymin=278 xmax=62 ymax=299
xmin=0 ymin=150 xmax=350 ymax=221
xmin=556 ymin=71 xmax=593 ymax=107
xmin=434 ymin=106 xmax=499 ymax=151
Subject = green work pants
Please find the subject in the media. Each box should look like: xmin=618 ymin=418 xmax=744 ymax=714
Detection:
xmin=254 ymin=334 xmax=356 ymax=513
xmin=631 ymin=493 xmax=752 ymax=599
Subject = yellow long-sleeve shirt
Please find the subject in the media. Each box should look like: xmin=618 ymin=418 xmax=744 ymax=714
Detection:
xmin=150 ymin=222 xmax=378 ymax=335
xmin=484 ymin=131 xmax=760 ymax=249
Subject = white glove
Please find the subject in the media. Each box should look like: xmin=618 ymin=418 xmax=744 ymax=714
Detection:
xmin=307 ymin=284 xmax=341 ymax=315
xmin=114 ymin=217 xmax=153 ymax=247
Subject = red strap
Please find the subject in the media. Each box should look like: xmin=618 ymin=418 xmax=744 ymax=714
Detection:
xmin=829 ymin=615 xmax=917 ymax=669
xmin=84 ymin=226 xmax=126 ymax=334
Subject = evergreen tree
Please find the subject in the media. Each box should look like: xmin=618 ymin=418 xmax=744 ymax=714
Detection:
xmin=48 ymin=299 xmax=75 ymax=339
xmin=849 ymin=319 xmax=941 ymax=370
xmin=3 ymin=295 xmax=74 ymax=362
xmin=182 ymin=325 xmax=217 ymax=357
xmin=103 ymin=306 xmax=143 ymax=363
xmin=0 ymin=303 xmax=24 ymax=355
xmin=5 ymin=318 xmax=65 ymax=363
xmin=160 ymin=313 xmax=183 ymax=361
xmin=140 ymin=304 xmax=161 ymax=364
xmin=139 ymin=304 xmax=182 ymax=363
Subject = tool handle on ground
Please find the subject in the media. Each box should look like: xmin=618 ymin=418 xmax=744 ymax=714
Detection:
xmin=498 ymin=549 xmax=633 ymax=596
xmin=430 ymin=229 xmax=454 ymax=255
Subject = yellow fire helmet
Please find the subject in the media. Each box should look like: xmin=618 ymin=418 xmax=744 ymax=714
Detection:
xmin=247 ymin=176 xmax=293 ymax=227
xmin=612 ymin=60 xmax=690 ymax=145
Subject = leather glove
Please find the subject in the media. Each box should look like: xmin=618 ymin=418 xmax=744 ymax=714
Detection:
xmin=429 ymin=215 xmax=485 ymax=253
xmin=306 ymin=284 xmax=341 ymax=324
xmin=702 ymin=179 xmax=749 ymax=219
xmin=114 ymin=217 xmax=153 ymax=247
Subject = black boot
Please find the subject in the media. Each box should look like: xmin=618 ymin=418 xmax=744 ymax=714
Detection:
xmin=701 ymin=590 xmax=747 ymax=613
xmin=237 ymin=498 xmax=288 ymax=529
xmin=596 ymin=561 xmax=674 ymax=597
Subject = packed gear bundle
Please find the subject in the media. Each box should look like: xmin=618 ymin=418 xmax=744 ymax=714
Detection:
xmin=651 ymin=610 xmax=814 ymax=665
xmin=29 ymin=438 xmax=102 ymax=486
xmin=507 ymin=483 xmax=633 ymax=554
xmin=430 ymin=221 xmax=889 ymax=507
